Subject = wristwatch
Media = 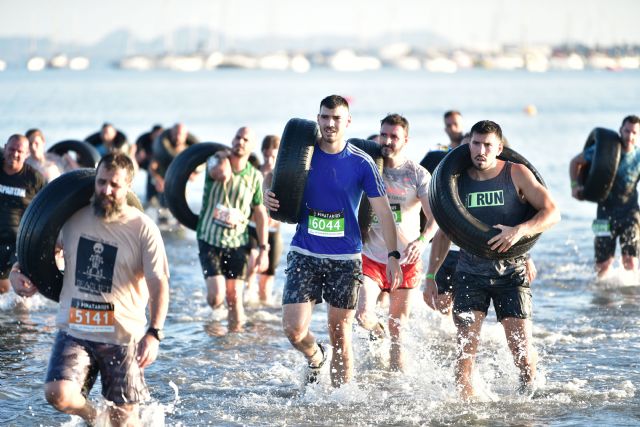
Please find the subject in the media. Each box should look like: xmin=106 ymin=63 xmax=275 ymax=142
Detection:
xmin=387 ymin=250 xmax=401 ymax=260
xmin=146 ymin=327 xmax=164 ymax=342
xmin=258 ymin=243 xmax=270 ymax=251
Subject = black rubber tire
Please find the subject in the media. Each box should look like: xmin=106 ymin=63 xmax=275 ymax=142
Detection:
xmin=164 ymin=142 xmax=228 ymax=230
xmin=419 ymin=150 xmax=448 ymax=231
xmin=16 ymin=169 xmax=143 ymax=302
xmin=47 ymin=140 xmax=101 ymax=168
xmin=420 ymin=150 xmax=447 ymax=174
xmin=428 ymin=144 xmax=546 ymax=260
xmin=580 ymin=127 xmax=621 ymax=203
xmin=347 ymin=138 xmax=383 ymax=242
xmin=269 ymin=118 xmax=320 ymax=223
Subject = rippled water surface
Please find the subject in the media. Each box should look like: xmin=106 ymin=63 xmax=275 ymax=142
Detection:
xmin=0 ymin=69 xmax=639 ymax=426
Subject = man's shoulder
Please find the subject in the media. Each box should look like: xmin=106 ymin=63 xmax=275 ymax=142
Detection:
xmin=8 ymin=163 xmax=45 ymax=190
xmin=23 ymin=162 xmax=45 ymax=184
xmin=122 ymin=205 xmax=158 ymax=228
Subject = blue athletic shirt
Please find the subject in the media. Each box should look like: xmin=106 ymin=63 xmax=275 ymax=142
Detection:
xmin=290 ymin=141 xmax=386 ymax=259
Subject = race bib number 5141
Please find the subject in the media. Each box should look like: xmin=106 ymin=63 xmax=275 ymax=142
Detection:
xmin=69 ymin=298 xmax=115 ymax=333
xmin=308 ymin=209 xmax=345 ymax=237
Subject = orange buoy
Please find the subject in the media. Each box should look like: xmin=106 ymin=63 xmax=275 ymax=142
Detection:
xmin=524 ymin=104 xmax=538 ymax=116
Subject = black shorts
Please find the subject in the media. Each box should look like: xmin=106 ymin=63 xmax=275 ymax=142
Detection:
xmin=248 ymin=225 xmax=284 ymax=276
xmin=435 ymin=250 xmax=459 ymax=295
xmin=452 ymin=270 xmax=532 ymax=322
xmin=594 ymin=214 xmax=640 ymax=263
xmin=45 ymin=331 xmax=149 ymax=405
xmin=198 ymin=239 xmax=250 ymax=280
xmin=282 ymin=251 xmax=363 ymax=310
xmin=0 ymin=241 xmax=16 ymax=280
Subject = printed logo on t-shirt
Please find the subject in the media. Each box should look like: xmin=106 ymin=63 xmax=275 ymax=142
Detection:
xmin=0 ymin=184 xmax=26 ymax=197
xmin=75 ymin=237 xmax=117 ymax=295
xmin=466 ymin=190 xmax=504 ymax=208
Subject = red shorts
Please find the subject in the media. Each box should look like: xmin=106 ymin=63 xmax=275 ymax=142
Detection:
xmin=362 ymin=254 xmax=422 ymax=291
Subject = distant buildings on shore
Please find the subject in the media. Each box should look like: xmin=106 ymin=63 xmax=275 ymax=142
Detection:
xmin=8 ymin=43 xmax=640 ymax=73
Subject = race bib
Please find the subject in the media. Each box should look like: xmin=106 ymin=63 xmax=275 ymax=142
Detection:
xmin=308 ymin=209 xmax=345 ymax=237
xmin=372 ymin=203 xmax=402 ymax=225
xmin=592 ymin=219 xmax=611 ymax=237
xmin=69 ymin=298 xmax=115 ymax=333
xmin=213 ymin=203 xmax=245 ymax=228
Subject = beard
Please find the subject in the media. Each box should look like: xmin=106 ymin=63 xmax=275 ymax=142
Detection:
xmin=92 ymin=193 xmax=122 ymax=219
xmin=231 ymin=145 xmax=244 ymax=157
xmin=472 ymin=157 xmax=491 ymax=171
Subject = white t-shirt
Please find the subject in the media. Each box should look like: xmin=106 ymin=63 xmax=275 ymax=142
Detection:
xmin=362 ymin=159 xmax=430 ymax=263
xmin=56 ymin=205 xmax=169 ymax=345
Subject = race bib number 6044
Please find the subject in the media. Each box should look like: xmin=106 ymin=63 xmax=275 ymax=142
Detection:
xmin=308 ymin=209 xmax=345 ymax=237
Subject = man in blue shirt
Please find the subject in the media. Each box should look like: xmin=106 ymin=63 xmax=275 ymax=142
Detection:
xmin=570 ymin=115 xmax=640 ymax=278
xmin=264 ymin=95 xmax=401 ymax=387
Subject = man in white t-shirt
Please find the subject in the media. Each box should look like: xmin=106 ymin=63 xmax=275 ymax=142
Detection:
xmin=356 ymin=113 xmax=437 ymax=371
xmin=11 ymin=153 xmax=170 ymax=425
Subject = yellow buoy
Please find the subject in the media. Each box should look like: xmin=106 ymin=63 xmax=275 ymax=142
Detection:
xmin=524 ymin=104 xmax=538 ymax=116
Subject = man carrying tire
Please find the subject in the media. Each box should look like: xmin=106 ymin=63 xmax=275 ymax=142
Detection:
xmin=85 ymin=122 xmax=130 ymax=157
xmin=0 ymin=134 xmax=44 ymax=294
xmin=134 ymin=124 xmax=164 ymax=205
xmin=569 ymin=115 xmax=640 ymax=278
xmin=148 ymin=123 xmax=198 ymax=218
xmin=264 ymin=95 xmax=402 ymax=387
xmin=423 ymin=120 xmax=560 ymax=399
xmin=10 ymin=153 xmax=170 ymax=425
xmin=197 ymin=126 xmax=269 ymax=332
xmin=355 ymin=113 xmax=437 ymax=372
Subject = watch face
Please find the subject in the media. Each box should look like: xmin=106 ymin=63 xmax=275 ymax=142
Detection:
xmin=156 ymin=330 xmax=165 ymax=341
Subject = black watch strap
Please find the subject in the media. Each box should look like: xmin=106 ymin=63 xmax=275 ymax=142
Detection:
xmin=387 ymin=250 xmax=401 ymax=259
xmin=146 ymin=327 xmax=164 ymax=342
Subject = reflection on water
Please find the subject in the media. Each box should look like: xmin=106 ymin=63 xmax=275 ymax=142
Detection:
xmin=1 ymin=69 xmax=640 ymax=425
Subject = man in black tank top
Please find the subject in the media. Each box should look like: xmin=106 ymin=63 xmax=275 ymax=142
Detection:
xmin=424 ymin=121 xmax=560 ymax=399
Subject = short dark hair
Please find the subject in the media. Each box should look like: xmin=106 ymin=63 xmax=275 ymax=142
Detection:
xmin=97 ymin=152 xmax=135 ymax=182
xmin=7 ymin=134 xmax=28 ymax=145
xmin=622 ymin=115 xmax=640 ymax=127
xmin=470 ymin=120 xmax=503 ymax=143
xmin=151 ymin=124 xmax=163 ymax=133
xmin=366 ymin=134 xmax=379 ymax=141
xmin=380 ymin=113 xmax=409 ymax=136
xmin=320 ymin=95 xmax=349 ymax=111
xmin=261 ymin=135 xmax=280 ymax=152
xmin=25 ymin=128 xmax=43 ymax=140
xmin=444 ymin=110 xmax=462 ymax=120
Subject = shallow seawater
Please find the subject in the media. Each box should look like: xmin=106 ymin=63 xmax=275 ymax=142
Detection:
xmin=1 ymin=68 xmax=639 ymax=426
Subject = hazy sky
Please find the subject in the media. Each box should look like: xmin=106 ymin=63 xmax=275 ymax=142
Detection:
xmin=1 ymin=0 xmax=639 ymax=47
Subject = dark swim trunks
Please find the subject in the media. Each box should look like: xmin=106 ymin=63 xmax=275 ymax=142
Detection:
xmin=282 ymin=251 xmax=363 ymax=310
xmin=594 ymin=213 xmax=640 ymax=263
xmin=452 ymin=270 xmax=532 ymax=322
xmin=435 ymin=250 xmax=459 ymax=295
xmin=198 ymin=239 xmax=250 ymax=280
xmin=0 ymin=241 xmax=16 ymax=280
xmin=45 ymin=331 xmax=149 ymax=405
